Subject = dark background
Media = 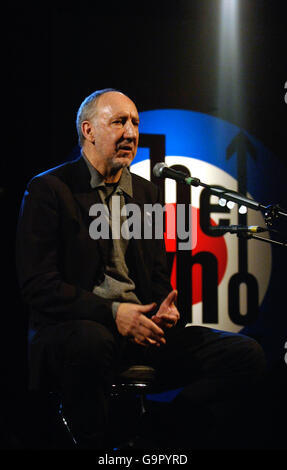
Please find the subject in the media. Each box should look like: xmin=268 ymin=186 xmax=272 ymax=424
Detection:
xmin=2 ymin=1 xmax=286 ymax=452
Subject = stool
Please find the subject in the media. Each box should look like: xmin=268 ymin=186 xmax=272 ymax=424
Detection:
xmin=110 ymin=365 xmax=156 ymax=449
xmin=56 ymin=365 xmax=156 ymax=449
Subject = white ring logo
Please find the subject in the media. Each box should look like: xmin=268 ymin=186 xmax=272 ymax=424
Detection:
xmin=131 ymin=156 xmax=272 ymax=333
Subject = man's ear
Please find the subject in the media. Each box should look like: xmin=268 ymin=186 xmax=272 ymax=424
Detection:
xmin=81 ymin=121 xmax=95 ymax=143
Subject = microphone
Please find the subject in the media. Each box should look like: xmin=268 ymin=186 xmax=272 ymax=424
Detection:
xmin=153 ymin=162 xmax=201 ymax=186
xmin=210 ymin=225 xmax=268 ymax=234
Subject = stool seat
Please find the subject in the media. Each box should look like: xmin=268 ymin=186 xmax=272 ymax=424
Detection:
xmin=114 ymin=365 xmax=156 ymax=388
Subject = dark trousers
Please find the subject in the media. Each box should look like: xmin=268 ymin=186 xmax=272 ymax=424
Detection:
xmin=32 ymin=320 xmax=266 ymax=448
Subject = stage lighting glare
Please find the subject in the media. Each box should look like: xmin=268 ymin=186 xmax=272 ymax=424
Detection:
xmin=217 ymin=0 xmax=241 ymax=123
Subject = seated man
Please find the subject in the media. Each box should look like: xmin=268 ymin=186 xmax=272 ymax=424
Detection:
xmin=16 ymin=88 xmax=266 ymax=449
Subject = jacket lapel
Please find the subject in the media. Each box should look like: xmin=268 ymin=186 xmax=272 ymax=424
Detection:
xmin=124 ymin=187 xmax=151 ymax=303
xmin=69 ymin=156 xmax=111 ymax=266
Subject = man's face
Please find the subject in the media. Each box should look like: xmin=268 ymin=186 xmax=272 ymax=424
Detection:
xmin=87 ymin=91 xmax=140 ymax=173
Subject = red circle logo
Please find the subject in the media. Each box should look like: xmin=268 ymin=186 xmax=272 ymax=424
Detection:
xmin=165 ymin=206 xmax=228 ymax=305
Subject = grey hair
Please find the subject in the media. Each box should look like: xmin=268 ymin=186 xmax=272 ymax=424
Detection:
xmin=76 ymin=88 xmax=121 ymax=147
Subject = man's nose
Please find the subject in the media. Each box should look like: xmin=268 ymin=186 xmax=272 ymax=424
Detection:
xmin=123 ymin=120 xmax=138 ymax=139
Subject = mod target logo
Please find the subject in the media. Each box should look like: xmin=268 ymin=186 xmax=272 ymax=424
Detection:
xmin=130 ymin=109 xmax=277 ymax=333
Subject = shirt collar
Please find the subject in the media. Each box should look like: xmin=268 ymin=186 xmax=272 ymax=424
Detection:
xmin=81 ymin=151 xmax=133 ymax=198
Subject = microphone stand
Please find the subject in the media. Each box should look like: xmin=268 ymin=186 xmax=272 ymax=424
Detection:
xmin=185 ymin=175 xmax=286 ymax=216
xmin=182 ymin=175 xmax=287 ymax=248
xmin=234 ymin=232 xmax=287 ymax=248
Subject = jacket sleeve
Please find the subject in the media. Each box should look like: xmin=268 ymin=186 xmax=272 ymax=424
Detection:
xmin=15 ymin=175 xmax=116 ymax=330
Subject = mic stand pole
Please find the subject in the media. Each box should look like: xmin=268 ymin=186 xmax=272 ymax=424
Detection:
xmin=236 ymin=232 xmax=287 ymax=248
xmin=184 ymin=176 xmax=287 ymax=223
xmin=183 ymin=175 xmax=287 ymax=247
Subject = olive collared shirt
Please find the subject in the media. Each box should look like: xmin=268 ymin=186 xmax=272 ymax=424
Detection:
xmin=82 ymin=152 xmax=141 ymax=319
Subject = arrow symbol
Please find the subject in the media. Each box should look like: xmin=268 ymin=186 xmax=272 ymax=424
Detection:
xmin=226 ymin=131 xmax=257 ymax=196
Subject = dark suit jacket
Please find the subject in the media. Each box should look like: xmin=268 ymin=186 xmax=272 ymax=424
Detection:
xmin=16 ymin=155 xmax=172 ymax=343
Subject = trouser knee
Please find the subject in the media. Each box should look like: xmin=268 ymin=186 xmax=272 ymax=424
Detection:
xmin=244 ymin=336 xmax=267 ymax=378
